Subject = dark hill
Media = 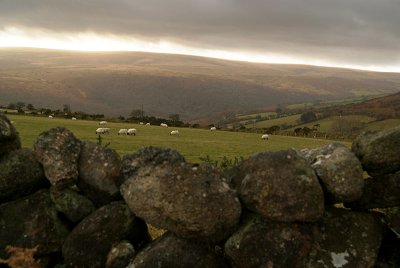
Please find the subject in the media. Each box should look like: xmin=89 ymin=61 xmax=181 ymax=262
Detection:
xmin=0 ymin=48 xmax=399 ymax=121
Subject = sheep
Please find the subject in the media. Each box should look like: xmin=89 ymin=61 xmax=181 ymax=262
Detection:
xmin=210 ymin=127 xmax=217 ymax=131
xmin=127 ymin=128 xmax=137 ymax=136
xmin=261 ymin=134 xmax=269 ymax=140
xmin=160 ymin=123 xmax=168 ymax=128
xmin=96 ymin=128 xmax=109 ymax=134
xmin=140 ymin=122 xmax=144 ymax=125
xmin=118 ymin=129 xmax=128 ymax=135
xmin=146 ymin=123 xmax=150 ymax=126
xmin=99 ymin=121 xmax=107 ymax=125
xmin=72 ymin=117 xmax=77 ymax=120
xmin=48 ymin=115 xmax=53 ymax=119
xmin=170 ymin=130 xmax=179 ymax=136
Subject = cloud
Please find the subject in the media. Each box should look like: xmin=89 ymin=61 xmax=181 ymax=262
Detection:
xmin=1 ymin=0 xmax=400 ymax=68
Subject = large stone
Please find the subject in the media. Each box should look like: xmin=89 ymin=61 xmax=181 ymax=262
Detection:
xmin=302 ymin=143 xmax=364 ymax=203
xmin=232 ymin=148 xmax=324 ymax=222
xmin=50 ymin=186 xmax=96 ymax=224
xmin=121 ymin=163 xmax=241 ymax=242
xmin=128 ymin=232 xmax=229 ymax=268
xmin=106 ymin=241 xmax=136 ymax=268
xmin=0 ymin=148 xmax=48 ymax=203
xmin=0 ymin=113 xmax=21 ymax=157
xmin=306 ymin=208 xmax=383 ymax=267
xmin=375 ymin=228 xmax=400 ymax=268
xmin=62 ymin=201 xmax=151 ymax=268
xmin=78 ymin=141 xmax=122 ymax=206
xmin=120 ymin=146 xmax=186 ymax=181
xmin=0 ymin=189 xmax=70 ymax=259
xmin=345 ymin=171 xmax=400 ymax=209
xmin=224 ymin=214 xmax=319 ymax=268
xmin=34 ymin=127 xmax=81 ymax=187
xmin=352 ymin=126 xmax=400 ymax=176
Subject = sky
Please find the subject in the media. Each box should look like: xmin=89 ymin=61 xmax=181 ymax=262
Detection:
xmin=1 ymin=0 xmax=400 ymax=72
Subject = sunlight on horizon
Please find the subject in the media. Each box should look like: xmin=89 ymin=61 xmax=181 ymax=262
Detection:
xmin=1 ymin=26 xmax=399 ymax=73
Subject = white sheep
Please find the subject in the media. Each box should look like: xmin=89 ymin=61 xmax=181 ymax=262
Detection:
xmin=170 ymin=130 xmax=180 ymax=135
xmin=96 ymin=127 xmax=109 ymax=134
xmin=99 ymin=121 xmax=107 ymax=125
xmin=48 ymin=115 xmax=53 ymax=119
xmin=210 ymin=127 xmax=217 ymax=131
xmin=146 ymin=123 xmax=150 ymax=126
xmin=261 ymin=134 xmax=269 ymax=140
xmin=72 ymin=117 xmax=77 ymax=120
xmin=160 ymin=123 xmax=168 ymax=128
xmin=127 ymin=128 xmax=137 ymax=136
xmin=140 ymin=122 xmax=144 ymax=125
xmin=118 ymin=129 xmax=128 ymax=135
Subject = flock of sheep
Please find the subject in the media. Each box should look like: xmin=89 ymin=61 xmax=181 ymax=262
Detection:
xmin=48 ymin=117 xmax=269 ymax=140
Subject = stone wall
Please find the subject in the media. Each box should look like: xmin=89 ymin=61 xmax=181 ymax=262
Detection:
xmin=0 ymin=112 xmax=399 ymax=268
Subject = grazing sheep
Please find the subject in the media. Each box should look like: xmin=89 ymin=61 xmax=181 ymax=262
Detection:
xmin=118 ymin=129 xmax=128 ymax=135
xmin=140 ymin=122 xmax=144 ymax=125
xmin=72 ymin=117 xmax=77 ymax=120
xmin=160 ymin=123 xmax=168 ymax=128
xmin=99 ymin=121 xmax=107 ymax=125
xmin=210 ymin=127 xmax=217 ymax=131
xmin=127 ymin=128 xmax=137 ymax=136
xmin=261 ymin=134 xmax=269 ymax=140
xmin=170 ymin=130 xmax=180 ymax=136
xmin=146 ymin=123 xmax=150 ymax=126
xmin=48 ymin=115 xmax=53 ymax=119
xmin=96 ymin=127 xmax=109 ymax=134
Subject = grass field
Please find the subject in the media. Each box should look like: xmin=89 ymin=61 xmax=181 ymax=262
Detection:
xmin=287 ymin=115 xmax=376 ymax=133
xmin=245 ymin=114 xmax=302 ymax=129
xmin=8 ymin=114 xmax=349 ymax=163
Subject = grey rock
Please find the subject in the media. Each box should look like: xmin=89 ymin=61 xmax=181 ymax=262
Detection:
xmin=0 ymin=113 xmax=21 ymax=157
xmin=34 ymin=127 xmax=81 ymax=187
xmin=345 ymin=171 xmax=400 ymax=209
xmin=0 ymin=148 xmax=48 ymax=203
xmin=232 ymin=148 xmax=324 ymax=222
xmin=78 ymin=141 xmax=122 ymax=206
xmin=0 ymin=189 xmax=70 ymax=259
xmin=302 ymin=143 xmax=364 ymax=203
xmin=121 ymin=163 xmax=241 ymax=242
xmin=352 ymin=126 xmax=400 ymax=176
xmin=62 ymin=201 xmax=151 ymax=268
xmin=120 ymin=146 xmax=186 ymax=181
xmin=128 ymin=232 xmax=229 ymax=268
xmin=106 ymin=241 xmax=136 ymax=268
xmin=307 ymin=208 xmax=383 ymax=268
xmin=225 ymin=214 xmax=319 ymax=268
xmin=50 ymin=186 xmax=96 ymax=224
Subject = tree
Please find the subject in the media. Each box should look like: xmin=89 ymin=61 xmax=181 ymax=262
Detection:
xmin=7 ymin=103 xmax=16 ymax=109
xmin=130 ymin=109 xmax=144 ymax=118
xmin=27 ymin=103 xmax=35 ymax=110
xmin=300 ymin=111 xmax=317 ymax=123
xmin=169 ymin=114 xmax=180 ymax=122
xmin=63 ymin=104 xmax=71 ymax=114
xmin=16 ymin=102 xmax=25 ymax=110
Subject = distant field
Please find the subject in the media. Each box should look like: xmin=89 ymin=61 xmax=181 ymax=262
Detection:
xmin=365 ymin=119 xmax=400 ymax=131
xmin=8 ymin=115 xmax=347 ymax=163
xmin=237 ymin=111 xmax=276 ymax=120
xmin=245 ymin=114 xmax=302 ymax=129
xmin=287 ymin=115 xmax=376 ymax=133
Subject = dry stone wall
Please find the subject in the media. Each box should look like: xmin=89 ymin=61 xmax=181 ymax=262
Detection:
xmin=0 ymin=113 xmax=399 ymax=268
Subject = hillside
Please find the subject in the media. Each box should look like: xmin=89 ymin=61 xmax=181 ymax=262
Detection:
xmin=1 ymin=48 xmax=400 ymax=121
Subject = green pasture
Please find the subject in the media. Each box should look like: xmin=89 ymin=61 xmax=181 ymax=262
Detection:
xmin=287 ymin=115 xmax=376 ymax=133
xmin=245 ymin=114 xmax=301 ymax=129
xmin=8 ymin=114 xmax=347 ymax=163
xmin=365 ymin=119 xmax=400 ymax=131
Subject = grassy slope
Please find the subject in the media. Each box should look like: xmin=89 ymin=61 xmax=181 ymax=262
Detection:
xmin=245 ymin=114 xmax=302 ymax=129
xmin=9 ymin=114 xmax=346 ymax=163
xmin=1 ymin=48 xmax=400 ymax=122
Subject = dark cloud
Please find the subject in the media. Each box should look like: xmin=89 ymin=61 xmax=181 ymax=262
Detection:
xmin=1 ymin=0 xmax=400 ymax=67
